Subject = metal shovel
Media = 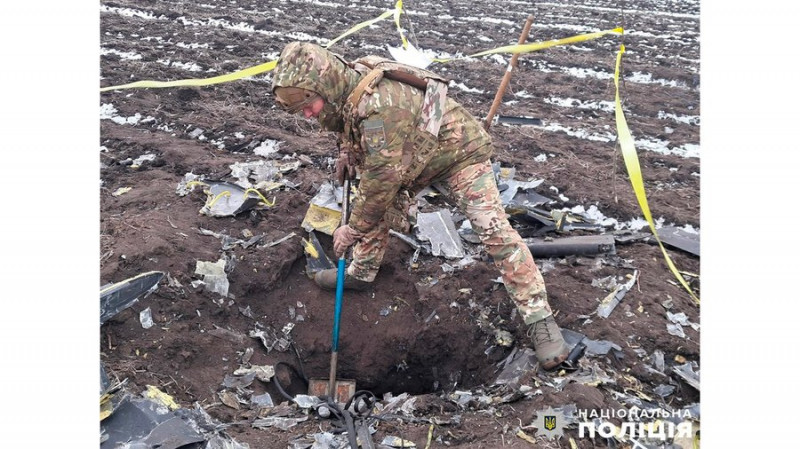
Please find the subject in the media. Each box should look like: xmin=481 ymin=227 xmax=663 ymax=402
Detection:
xmin=327 ymin=175 xmax=351 ymax=401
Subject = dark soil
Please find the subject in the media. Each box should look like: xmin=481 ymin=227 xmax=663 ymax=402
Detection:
xmin=100 ymin=1 xmax=700 ymax=447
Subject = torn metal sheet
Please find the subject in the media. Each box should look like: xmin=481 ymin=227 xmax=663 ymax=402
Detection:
xmin=100 ymin=271 xmax=164 ymax=324
xmin=493 ymin=348 xmax=537 ymax=386
xmin=251 ymin=393 xmax=274 ymax=409
xmin=301 ymin=182 xmax=349 ymax=235
xmin=457 ymin=220 xmax=481 ymax=244
xmin=200 ymin=228 xmax=264 ymax=250
xmin=303 ymin=231 xmax=335 ymax=278
xmin=560 ymin=329 xmax=621 ymax=357
xmin=382 ymin=436 xmax=416 ymax=448
xmin=234 ymin=365 xmax=275 ymax=383
xmin=100 ymin=395 xmax=204 ymax=449
xmin=667 ymin=323 xmax=686 ymax=338
xmin=415 ymin=209 xmax=465 ymax=259
xmin=194 ymin=258 xmax=229 ymax=297
xmin=252 ymin=416 xmax=308 ymax=431
xmin=657 ymin=225 xmax=700 ymax=256
xmin=301 ymin=204 xmax=342 ymax=235
xmin=229 ymin=160 xmax=280 ymax=188
xmin=672 ymin=362 xmax=700 ymax=391
xmin=508 ymin=189 xmax=554 ymax=209
xmin=200 ymin=180 xmax=264 ymax=217
xmin=389 ymin=229 xmax=431 ymax=254
xmin=494 ymin=114 xmax=543 ymax=126
xmin=222 ymin=372 xmax=256 ymax=389
xmin=613 ymin=230 xmax=651 ymax=244
xmin=597 ymin=270 xmax=639 ymax=318
xmin=653 ymin=384 xmax=676 ymax=397
xmin=526 ymin=235 xmax=616 ymax=258
xmin=499 ymin=179 xmax=545 ymax=205
xmin=249 ymin=326 xmax=291 ymax=353
xmin=176 ymin=172 xmax=205 ymax=196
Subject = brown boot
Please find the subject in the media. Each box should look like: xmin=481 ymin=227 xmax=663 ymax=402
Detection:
xmin=529 ymin=315 xmax=569 ymax=370
xmin=313 ymin=268 xmax=371 ymax=291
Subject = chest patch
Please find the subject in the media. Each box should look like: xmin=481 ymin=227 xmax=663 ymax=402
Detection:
xmin=363 ymin=119 xmax=386 ymax=154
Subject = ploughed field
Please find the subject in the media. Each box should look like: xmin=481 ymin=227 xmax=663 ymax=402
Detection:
xmin=100 ymin=0 xmax=700 ymax=447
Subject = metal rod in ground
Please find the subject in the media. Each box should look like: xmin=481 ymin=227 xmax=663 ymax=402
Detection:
xmin=483 ymin=14 xmax=535 ymax=130
xmin=328 ymin=176 xmax=350 ymax=399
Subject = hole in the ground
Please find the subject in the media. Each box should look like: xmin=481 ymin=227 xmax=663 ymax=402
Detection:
xmin=334 ymin=325 xmax=509 ymax=397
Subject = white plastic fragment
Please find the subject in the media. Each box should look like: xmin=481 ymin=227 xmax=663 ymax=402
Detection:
xmin=194 ymin=258 xmax=229 ymax=297
xmin=139 ymin=307 xmax=154 ymax=329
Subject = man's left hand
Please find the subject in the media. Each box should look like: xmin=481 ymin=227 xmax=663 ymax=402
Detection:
xmin=333 ymin=225 xmax=363 ymax=258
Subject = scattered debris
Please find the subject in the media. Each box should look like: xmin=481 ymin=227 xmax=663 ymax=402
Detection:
xmin=249 ymin=325 xmax=292 ymax=353
xmin=303 ymin=231 xmax=335 ymax=278
xmin=200 ymin=228 xmax=264 ymax=250
xmin=493 ymin=114 xmax=542 ymax=126
xmin=176 ymin=172 xmax=206 ymax=196
xmin=597 ymin=270 xmax=639 ymax=318
xmin=218 ymin=390 xmax=242 ymax=409
xmin=260 ymin=231 xmax=297 ymax=248
xmin=234 ymin=365 xmax=275 ymax=383
xmin=222 ymin=372 xmax=256 ymax=389
xmin=672 ymin=362 xmax=700 ymax=391
xmin=101 ymin=393 xmax=205 ymax=449
xmin=526 ymin=235 xmax=616 ymax=258
xmin=381 ymin=436 xmax=416 ymax=448
xmin=199 ymin=180 xmax=266 ymax=217
xmin=194 ymin=258 xmax=230 ymax=297
xmin=302 ymin=182 xmax=345 ymax=235
xmin=657 ymin=225 xmax=700 ymax=256
xmin=252 ymin=416 xmax=309 ymax=431
xmin=251 ymin=393 xmax=274 ymax=409
xmin=493 ymin=348 xmax=537 ymax=386
xmin=415 ymin=209 xmax=465 ymax=259
xmin=493 ymin=329 xmax=514 ymax=347
xmin=653 ymin=384 xmax=676 ymax=397
xmin=111 ymin=186 xmax=132 ymax=197
xmin=667 ymin=323 xmax=686 ymax=338
xmin=208 ymin=324 xmax=247 ymax=345
xmin=139 ymin=307 xmax=154 ymax=329
xmin=100 ymin=271 xmax=164 ymax=324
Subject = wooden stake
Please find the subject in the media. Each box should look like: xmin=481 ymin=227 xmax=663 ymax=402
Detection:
xmin=484 ymin=14 xmax=535 ymax=130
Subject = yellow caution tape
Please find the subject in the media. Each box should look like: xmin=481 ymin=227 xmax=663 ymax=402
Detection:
xmin=613 ymin=44 xmax=699 ymax=304
xmin=394 ymin=0 xmax=409 ymax=49
xmin=101 ymin=1 xmax=403 ymax=92
xmin=324 ymin=2 xmax=401 ymax=49
xmin=100 ymin=60 xmax=277 ymax=92
xmin=433 ymin=27 xmax=623 ymax=63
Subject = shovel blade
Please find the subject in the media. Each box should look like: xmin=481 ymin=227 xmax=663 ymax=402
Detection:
xmin=308 ymin=378 xmax=356 ymax=404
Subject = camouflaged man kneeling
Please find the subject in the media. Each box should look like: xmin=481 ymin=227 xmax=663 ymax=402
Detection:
xmin=272 ymin=42 xmax=568 ymax=370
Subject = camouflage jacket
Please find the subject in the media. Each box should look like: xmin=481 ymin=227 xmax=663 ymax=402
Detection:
xmin=343 ymin=63 xmax=494 ymax=234
xmin=272 ymin=42 xmax=493 ymax=235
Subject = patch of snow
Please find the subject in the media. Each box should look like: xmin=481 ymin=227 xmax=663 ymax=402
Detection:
xmin=100 ymin=48 xmax=142 ymax=60
xmin=449 ymin=82 xmax=484 ymax=94
xmin=534 ymin=154 xmax=547 ymax=162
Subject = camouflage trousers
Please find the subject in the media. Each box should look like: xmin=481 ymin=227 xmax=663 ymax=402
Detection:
xmin=348 ymin=160 xmax=553 ymax=324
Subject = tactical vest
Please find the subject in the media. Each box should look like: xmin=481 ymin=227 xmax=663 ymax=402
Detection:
xmin=343 ymin=56 xmax=450 ymax=187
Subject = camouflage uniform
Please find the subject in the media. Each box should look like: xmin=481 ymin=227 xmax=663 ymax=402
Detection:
xmin=273 ymin=42 xmax=552 ymax=324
